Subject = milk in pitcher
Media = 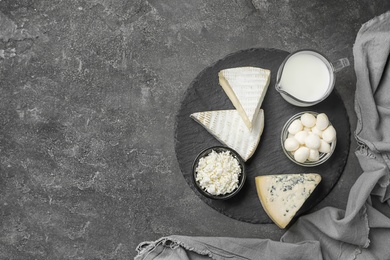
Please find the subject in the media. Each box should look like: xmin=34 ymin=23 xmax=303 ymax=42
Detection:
xmin=279 ymin=52 xmax=332 ymax=102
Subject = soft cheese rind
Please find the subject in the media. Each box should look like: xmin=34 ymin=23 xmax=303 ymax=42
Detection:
xmin=218 ymin=67 xmax=270 ymax=130
xmin=190 ymin=109 xmax=265 ymax=161
xmin=255 ymin=173 xmax=321 ymax=228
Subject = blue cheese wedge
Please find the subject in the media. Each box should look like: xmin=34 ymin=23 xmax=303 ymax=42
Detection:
xmin=255 ymin=173 xmax=321 ymax=228
xmin=218 ymin=67 xmax=270 ymax=131
xmin=190 ymin=109 xmax=264 ymax=161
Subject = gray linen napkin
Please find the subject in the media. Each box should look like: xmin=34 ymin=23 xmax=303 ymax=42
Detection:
xmin=135 ymin=236 xmax=323 ymax=260
xmin=135 ymin=11 xmax=390 ymax=260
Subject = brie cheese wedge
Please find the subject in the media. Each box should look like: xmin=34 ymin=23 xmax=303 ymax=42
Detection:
xmin=190 ymin=109 xmax=265 ymax=161
xmin=218 ymin=67 xmax=270 ymax=130
xmin=255 ymin=173 xmax=321 ymax=229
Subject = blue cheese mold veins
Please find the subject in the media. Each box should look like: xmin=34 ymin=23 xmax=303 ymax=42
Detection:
xmin=267 ymin=174 xmax=319 ymax=216
xmin=255 ymin=173 xmax=322 ymax=228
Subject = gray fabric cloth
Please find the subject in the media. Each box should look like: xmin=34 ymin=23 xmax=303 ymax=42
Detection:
xmin=135 ymin=236 xmax=322 ymax=260
xmin=135 ymin=11 xmax=390 ymax=260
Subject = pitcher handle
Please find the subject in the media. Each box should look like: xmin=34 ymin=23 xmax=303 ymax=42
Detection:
xmin=332 ymin=58 xmax=350 ymax=73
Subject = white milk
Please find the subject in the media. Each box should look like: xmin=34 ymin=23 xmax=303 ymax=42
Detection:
xmin=279 ymin=53 xmax=331 ymax=102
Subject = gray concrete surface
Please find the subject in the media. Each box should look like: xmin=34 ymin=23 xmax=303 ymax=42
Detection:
xmin=0 ymin=1 xmax=389 ymax=259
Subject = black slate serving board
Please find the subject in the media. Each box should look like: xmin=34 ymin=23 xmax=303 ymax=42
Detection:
xmin=174 ymin=48 xmax=350 ymax=224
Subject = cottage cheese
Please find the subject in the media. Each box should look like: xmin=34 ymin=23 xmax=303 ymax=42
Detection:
xmin=195 ymin=150 xmax=241 ymax=196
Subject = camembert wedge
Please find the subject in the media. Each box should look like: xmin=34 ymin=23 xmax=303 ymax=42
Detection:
xmin=218 ymin=67 xmax=270 ymax=131
xmin=255 ymin=173 xmax=321 ymax=229
xmin=190 ymin=109 xmax=264 ymax=161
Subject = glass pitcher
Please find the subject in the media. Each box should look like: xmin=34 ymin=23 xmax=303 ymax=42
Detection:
xmin=275 ymin=49 xmax=350 ymax=107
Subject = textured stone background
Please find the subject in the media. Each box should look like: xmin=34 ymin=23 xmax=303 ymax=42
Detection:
xmin=0 ymin=0 xmax=389 ymax=259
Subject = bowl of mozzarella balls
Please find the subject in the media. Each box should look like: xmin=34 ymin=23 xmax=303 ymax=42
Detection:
xmin=281 ymin=111 xmax=336 ymax=167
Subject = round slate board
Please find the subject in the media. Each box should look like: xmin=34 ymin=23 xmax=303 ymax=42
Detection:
xmin=174 ymin=48 xmax=350 ymax=224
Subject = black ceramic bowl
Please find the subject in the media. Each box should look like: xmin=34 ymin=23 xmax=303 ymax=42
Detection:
xmin=192 ymin=146 xmax=246 ymax=200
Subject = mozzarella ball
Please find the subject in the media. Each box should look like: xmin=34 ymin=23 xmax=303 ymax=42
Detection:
xmin=311 ymin=126 xmax=323 ymax=137
xmin=284 ymin=137 xmax=300 ymax=152
xmin=319 ymin=139 xmax=331 ymax=153
xmin=305 ymin=133 xmax=321 ymax=149
xmin=288 ymin=119 xmax=303 ymax=135
xmin=322 ymin=125 xmax=337 ymax=143
xmin=308 ymin=149 xmax=320 ymax=161
xmin=301 ymin=113 xmax=316 ymax=128
xmin=316 ymin=113 xmax=329 ymax=131
xmin=294 ymin=130 xmax=308 ymax=144
xmin=303 ymin=127 xmax=311 ymax=132
xmin=294 ymin=147 xmax=310 ymax=163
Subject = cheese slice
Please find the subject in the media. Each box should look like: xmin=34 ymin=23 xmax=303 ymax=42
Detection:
xmin=218 ymin=67 xmax=270 ymax=130
xmin=255 ymin=173 xmax=321 ymax=229
xmin=190 ymin=109 xmax=264 ymax=161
